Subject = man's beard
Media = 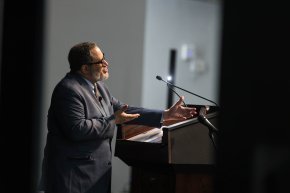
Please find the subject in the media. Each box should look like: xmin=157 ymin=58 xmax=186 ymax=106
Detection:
xmin=93 ymin=71 xmax=109 ymax=81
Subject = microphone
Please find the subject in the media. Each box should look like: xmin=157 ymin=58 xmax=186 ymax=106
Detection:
xmin=198 ymin=106 xmax=218 ymax=133
xmin=156 ymin=75 xmax=219 ymax=107
xmin=99 ymin=96 xmax=103 ymax=102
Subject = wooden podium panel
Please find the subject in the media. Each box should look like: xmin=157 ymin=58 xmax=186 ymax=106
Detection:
xmin=129 ymin=164 xmax=215 ymax=193
xmin=165 ymin=116 xmax=216 ymax=165
xmin=114 ymin=105 xmax=219 ymax=193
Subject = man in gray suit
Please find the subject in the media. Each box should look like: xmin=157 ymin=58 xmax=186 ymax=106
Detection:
xmin=39 ymin=41 xmax=196 ymax=193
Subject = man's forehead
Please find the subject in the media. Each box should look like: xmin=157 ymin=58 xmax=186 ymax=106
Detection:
xmin=90 ymin=47 xmax=102 ymax=56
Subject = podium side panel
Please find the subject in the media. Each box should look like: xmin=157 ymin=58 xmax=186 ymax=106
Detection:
xmin=169 ymin=121 xmax=216 ymax=164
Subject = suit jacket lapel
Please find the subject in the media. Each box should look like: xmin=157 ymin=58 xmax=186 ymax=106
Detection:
xmin=73 ymin=74 xmax=107 ymax=117
xmin=96 ymin=82 xmax=110 ymax=116
xmin=68 ymin=72 xmax=110 ymax=117
xmin=86 ymin=83 xmax=108 ymax=116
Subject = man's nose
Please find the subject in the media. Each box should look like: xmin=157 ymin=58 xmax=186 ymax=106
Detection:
xmin=103 ymin=59 xmax=109 ymax=66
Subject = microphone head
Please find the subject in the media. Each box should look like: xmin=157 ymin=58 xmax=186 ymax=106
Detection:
xmin=156 ymin=75 xmax=162 ymax=81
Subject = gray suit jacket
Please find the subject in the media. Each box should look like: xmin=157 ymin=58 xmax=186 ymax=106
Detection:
xmin=39 ymin=72 xmax=163 ymax=193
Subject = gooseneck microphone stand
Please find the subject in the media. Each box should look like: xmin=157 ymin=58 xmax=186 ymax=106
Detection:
xmin=156 ymin=75 xmax=219 ymax=107
xmin=156 ymin=75 xmax=219 ymax=150
xmin=198 ymin=106 xmax=218 ymax=150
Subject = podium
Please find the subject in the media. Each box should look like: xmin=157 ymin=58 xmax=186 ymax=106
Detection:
xmin=115 ymin=105 xmax=219 ymax=193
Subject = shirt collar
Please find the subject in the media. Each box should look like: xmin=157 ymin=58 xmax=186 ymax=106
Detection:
xmin=81 ymin=77 xmax=95 ymax=91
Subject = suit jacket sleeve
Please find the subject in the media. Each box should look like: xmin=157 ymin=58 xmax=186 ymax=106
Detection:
xmin=124 ymin=106 xmax=163 ymax=128
xmin=110 ymin=96 xmax=163 ymax=128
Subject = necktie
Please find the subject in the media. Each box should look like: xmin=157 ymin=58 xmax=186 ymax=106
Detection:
xmin=94 ymin=83 xmax=106 ymax=114
xmin=94 ymin=83 xmax=103 ymax=104
xmin=93 ymin=83 xmax=99 ymax=98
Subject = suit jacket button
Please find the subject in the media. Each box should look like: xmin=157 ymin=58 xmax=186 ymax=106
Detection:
xmin=108 ymin=162 xmax=111 ymax=166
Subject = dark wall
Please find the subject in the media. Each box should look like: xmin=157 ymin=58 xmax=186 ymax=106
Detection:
xmin=216 ymin=1 xmax=290 ymax=193
xmin=0 ymin=0 xmax=44 ymax=192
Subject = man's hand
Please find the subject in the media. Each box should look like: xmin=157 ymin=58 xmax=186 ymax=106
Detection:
xmin=163 ymin=96 xmax=197 ymax=122
xmin=114 ymin=104 xmax=140 ymax=124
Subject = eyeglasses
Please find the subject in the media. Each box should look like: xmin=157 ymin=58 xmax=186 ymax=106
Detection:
xmin=88 ymin=53 xmax=106 ymax=65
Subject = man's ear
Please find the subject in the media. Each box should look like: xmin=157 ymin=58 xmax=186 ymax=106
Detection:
xmin=80 ymin=64 xmax=89 ymax=74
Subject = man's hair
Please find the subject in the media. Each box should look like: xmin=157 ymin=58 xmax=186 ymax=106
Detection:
xmin=68 ymin=42 xmax=97 ymax=72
